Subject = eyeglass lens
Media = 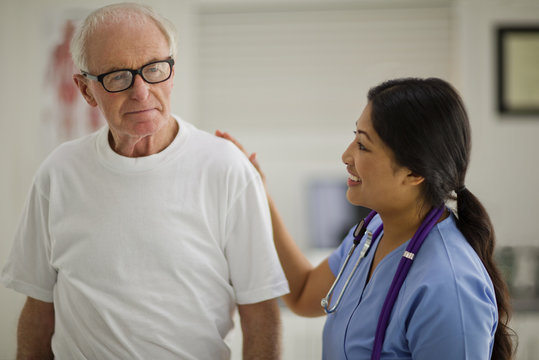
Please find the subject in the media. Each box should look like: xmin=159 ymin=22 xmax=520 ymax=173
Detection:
xmin=102 ymin=61 xmax=172 ymax=92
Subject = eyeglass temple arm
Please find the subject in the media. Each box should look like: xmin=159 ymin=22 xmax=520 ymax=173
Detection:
xmin=81 ymin=71 xmax=98 ymax=81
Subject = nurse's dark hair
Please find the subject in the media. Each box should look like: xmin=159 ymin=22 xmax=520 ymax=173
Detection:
xmin=367 ymin=77 xmax=514 ymax=359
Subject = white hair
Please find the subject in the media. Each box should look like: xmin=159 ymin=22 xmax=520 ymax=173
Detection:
xmin=70 ymin=2 xmax=178 ymax=71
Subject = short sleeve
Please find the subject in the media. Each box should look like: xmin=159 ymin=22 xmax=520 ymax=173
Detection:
xmin=402 ymin=264 xmax=498 ymax=359
xmin=1 ymin=181 xmax=57 ymax=302
xmin=224 ymin=174 xmax=289 ymax=304
xmin=328 ymin=227 xmax=355 ymax=276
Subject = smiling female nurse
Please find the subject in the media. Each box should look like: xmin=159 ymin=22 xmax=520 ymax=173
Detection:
xmin=217 ymin=77 xmax=515 ymax=360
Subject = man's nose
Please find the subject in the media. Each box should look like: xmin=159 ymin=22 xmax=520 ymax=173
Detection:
xmin=130 ymin=74 xmax=150 ymax=100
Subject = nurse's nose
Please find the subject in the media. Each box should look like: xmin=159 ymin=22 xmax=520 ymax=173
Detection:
xmin=342 ymin=141 xmax=354 ymax=165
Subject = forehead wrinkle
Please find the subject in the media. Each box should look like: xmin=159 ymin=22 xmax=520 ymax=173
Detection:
xmin=104 ymin=57 xmax=170 ymax=75
xmin=86 ymin=19 xmax=169 ymax=74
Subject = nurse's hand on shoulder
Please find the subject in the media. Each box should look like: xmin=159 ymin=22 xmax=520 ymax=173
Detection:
xmin=215 ymin=130 xmax=267 ymax=186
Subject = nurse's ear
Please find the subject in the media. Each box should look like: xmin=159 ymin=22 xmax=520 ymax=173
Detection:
xmin=404 ymin=169 xmax=425 ymax=187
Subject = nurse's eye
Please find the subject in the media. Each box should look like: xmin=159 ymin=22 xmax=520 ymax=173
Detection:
xmin=353 ymin=131 xmax=368 ymax=151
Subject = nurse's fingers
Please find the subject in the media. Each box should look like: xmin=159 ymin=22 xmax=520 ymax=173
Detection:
xmin=248 ymin=153 xmax=266 ymax=184
xmin=215 ymin=130 xmax=247 ymax=155
xmin=215 ymin=130 xmax=266 ymax=184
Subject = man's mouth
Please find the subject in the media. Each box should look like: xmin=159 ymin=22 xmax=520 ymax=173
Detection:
xmin=126 ymin=108 xmax=153 ymax=114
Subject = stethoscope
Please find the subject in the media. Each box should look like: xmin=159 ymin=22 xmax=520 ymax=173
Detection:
xmin=321 ymin=205 xmax=445 ymax=360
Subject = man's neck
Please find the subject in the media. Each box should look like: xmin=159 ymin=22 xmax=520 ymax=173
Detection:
xmin=109 ymin=118 xmax=179 ymax=157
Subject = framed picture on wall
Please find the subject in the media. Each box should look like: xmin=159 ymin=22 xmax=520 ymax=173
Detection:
xmin=496 ymin=25 xmax=539 ymax=115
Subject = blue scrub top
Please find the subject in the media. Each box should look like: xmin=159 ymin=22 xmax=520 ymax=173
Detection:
xmin=323 ymin=212 xmax=497 ymax=360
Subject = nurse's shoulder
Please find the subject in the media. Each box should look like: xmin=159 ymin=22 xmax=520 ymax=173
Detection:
xmin=396 ymin=212 xmax=497 ymax=358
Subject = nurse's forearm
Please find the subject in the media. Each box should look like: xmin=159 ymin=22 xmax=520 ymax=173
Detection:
xmin=213 ymin=131 xmax=333 ymax=316
xmin=267 ymin=195 xmax=334 ymax=317
xmin=267 ymin=195 xmax=311 ymax=299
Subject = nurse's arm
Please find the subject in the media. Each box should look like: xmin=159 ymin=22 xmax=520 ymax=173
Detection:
xmin=238 ymin=298 xmax=282 ymax=359
xmin=215 ymin=130 xmax=336 ymax=317
xmin=267 ymin=195 xmax=336 ymax=317
xmin=17 ymin=296 xmax=55 ymax=360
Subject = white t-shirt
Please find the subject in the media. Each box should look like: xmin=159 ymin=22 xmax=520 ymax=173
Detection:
xmin=1 ymin=117 xmax=289 ymax=360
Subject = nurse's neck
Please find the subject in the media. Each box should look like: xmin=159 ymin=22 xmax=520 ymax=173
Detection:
xmin=367 ymin=206 xmax=436 ymax=282
xmin=377 ymin=207 xmax=431 ymax=247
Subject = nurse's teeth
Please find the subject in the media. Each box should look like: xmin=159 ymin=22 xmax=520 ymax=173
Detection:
xmin=350 ymin=175 xmax=360 ymax=182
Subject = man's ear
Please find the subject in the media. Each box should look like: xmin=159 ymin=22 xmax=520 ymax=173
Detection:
xmin=73 ymin=74 xmax=98 ymax=107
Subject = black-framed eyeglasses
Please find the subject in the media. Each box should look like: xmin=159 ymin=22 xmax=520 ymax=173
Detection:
xmin=81 ymin=58 xmax=175 ymax=93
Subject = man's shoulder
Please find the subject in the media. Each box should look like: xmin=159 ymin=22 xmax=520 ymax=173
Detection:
xmin=179 ymin=124 xmax=258 ymax=186
xmin=180 ymin=120 xmax=250 ymax=164
xmin=38 ymin=129 xmax=101 ymax=174
xmin=403 ymin=215 xmax=494 ymax=305
xmin=181 ymin=120 xmax=234 ymax=148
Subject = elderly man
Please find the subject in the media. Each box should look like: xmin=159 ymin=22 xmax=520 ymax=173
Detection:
xmin=1 ymin=3 xmax=288 ymax=359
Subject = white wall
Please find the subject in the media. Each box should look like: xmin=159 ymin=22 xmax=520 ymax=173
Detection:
xmin=1 ymin=0 xmax=538 ymax=358
xmin=197 ymin=1 xmax=453 ymax=252
xmin=453 ymin=0 xmax=539 ymax=356
xmin=455 ymin=0 xmax=539 ymax=248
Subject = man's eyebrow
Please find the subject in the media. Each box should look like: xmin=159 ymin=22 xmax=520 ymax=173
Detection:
xmin=102 ymin=58 xmax=167 ymax=73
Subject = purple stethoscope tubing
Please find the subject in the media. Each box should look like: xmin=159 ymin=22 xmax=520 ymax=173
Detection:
xmin=370 ymin=205 xmax=445 ymax=360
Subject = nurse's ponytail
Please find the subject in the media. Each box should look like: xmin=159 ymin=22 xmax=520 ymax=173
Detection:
xmin=368 ymin=77 xmax=515 ymax=359
xmin=456 ymin=187 xmax=514 ymax=360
